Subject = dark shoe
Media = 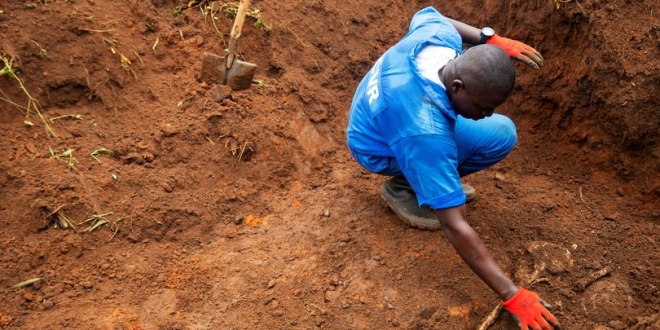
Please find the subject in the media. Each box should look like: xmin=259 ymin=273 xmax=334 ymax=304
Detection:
xmin=381 ymin=176 xmax=441 ymax=230
xmin=462 ymin=183 xmax=476 ymax=202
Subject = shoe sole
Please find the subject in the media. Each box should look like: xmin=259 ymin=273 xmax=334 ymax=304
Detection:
xmin=380 ymin=193 xmax=441 ymax=231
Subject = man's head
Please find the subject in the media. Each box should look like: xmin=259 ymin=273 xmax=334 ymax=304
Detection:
xmin=442 ymin=45 xmax=516 ymax=120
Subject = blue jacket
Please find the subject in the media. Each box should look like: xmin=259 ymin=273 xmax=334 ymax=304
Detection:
xmin=347 ymin=7 xmax=467 ymax=209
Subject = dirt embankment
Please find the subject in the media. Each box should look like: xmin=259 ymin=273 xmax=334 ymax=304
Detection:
xmin=0 ymin=0 xmax=658 ymax=329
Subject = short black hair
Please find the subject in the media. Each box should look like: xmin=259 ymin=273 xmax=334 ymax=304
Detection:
xmin=456 ymin=45 xmax=516 ymax=97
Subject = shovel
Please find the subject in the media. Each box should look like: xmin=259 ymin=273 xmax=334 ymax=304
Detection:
xmin=200 ymin=0 xmax=257 ymax=91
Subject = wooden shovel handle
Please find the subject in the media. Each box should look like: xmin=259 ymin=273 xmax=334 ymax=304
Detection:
xmin=230 ymin=0 xmax=250 ymax=41
xmin=226 ymin=0 xmax=250 ymax=68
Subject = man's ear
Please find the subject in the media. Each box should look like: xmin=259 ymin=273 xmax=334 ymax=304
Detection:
xmin=450 ymin=79 xmax=464 ymax=95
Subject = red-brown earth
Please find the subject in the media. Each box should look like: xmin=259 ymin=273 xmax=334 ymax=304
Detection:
xmin=0 ymin=0 xmax=658 ymax=329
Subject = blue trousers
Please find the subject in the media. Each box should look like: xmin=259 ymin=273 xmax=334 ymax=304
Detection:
xmin=351 ymin=114 xmax=517 ymax=178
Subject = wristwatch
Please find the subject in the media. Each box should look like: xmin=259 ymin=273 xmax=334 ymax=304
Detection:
xmin=479 ymin=27 xmax=495 ymax=44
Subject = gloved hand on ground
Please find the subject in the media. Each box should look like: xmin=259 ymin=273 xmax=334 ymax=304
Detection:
xmin=486 ymin=35 xmax=544 ymax=69
xmin=502 ymin=287 xmax=560 ymax=330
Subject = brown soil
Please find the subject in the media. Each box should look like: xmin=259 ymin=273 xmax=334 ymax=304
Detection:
xmin=1 ymin=0 xmax=658 ymax=329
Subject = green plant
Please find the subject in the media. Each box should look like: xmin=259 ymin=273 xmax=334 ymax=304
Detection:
xmin=50 ymin=147 xmax=78 ymax=169
xmin=80 ymin=212 xmax=122 ymax=241
xmin=219 ymin=2 xmax=271 ymax=32
xmin=45 ymin=206 xmax=77 ymax=230
xmin=52 ymin=211 xmax=76 ymax=229
xmin=172 ymin=6 xmax=187 ymax=18
xmin=253 ymin=79 xmax=267 ymax=87
xmin=250 ymin=9 xmax=272 ymax=32
xmin=2 ymin=278 xmax=42 ymax=293
xmin=30 ymin=40 xmax=47 ymax=58
xmin=196 ymin=0 xmax=223 ymax=33
xmin=0 ymin=55 xmax=57 ymax=137
xmin=90 ymin=148 xmax=114 ymax=162
xmin=145 ymin=20 xmax=157 ymax=32
xmin=50 ymin=114 xmax=82 ymax=122
xmin=191 ymin=2 xmax=272 ymax=33
xmin=120 ymin=53 xmax=137 ymax=80
xmin=551 ymin=0 xmax=572 ymax=9
xmin=62 ymin=148 xmax=76 ymax=169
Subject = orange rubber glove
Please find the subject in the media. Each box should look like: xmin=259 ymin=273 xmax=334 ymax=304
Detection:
xmin=486 ymin=35 xmax=544 ymax=70
xmin=502 ymin=287 xmax=560 ymax=330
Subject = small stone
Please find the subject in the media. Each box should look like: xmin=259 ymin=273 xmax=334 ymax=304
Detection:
xmin=267 ymin=279 xmax=276 ymax=288
xmin=604 ymin=213 xmax=620 ymax=221
xmin=124 ymin=152 xmax=144 ymax=165
xmin=23 ymin=293 xmax=34 ymax=302
xmin=160 ymin=122 xmax=178 ymax=137
xmin=323 ymin=209 xmax=330 ymax=217
xmin=43 ymin=300 xmax=54 ymax=310
xmin=162 ymin=182 xmax=173 ymax=193
xmin=212 ymin=85 xmax=232 ymax=102
xmin=608 ymin=320 xmax=626 ymax=330
xmin=142 ymin=153 xmax=154 ymax=162
xmin=195 ymin=36 xmax=205 ymax=47
xmin=0 ymin=315 xmax=13 ymax=327
xmin=324 ymin=289 xmax=340 ymax=302
xmin=24 ymin=143 xmax=37 ymax=154
xmin=616 ymin=188 xmax=624 ymax=197
xmin=233 ymin=216 xmax=243 ymax=225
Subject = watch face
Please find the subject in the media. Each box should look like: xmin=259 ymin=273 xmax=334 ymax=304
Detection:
xmin=482 ymin=27 xmax=495 ymax=37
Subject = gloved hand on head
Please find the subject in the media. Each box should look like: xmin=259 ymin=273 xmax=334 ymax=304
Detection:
xmin=487 ymin=35 xmax=544 ymax=70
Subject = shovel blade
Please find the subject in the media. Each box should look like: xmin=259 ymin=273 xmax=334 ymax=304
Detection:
xmin=200 ymin=52 xmax=257 ymax=91
xmin=200 ymin=52 xmax=226 ymax=85
xmin=225 ymin=59 xmax=258 ymax=91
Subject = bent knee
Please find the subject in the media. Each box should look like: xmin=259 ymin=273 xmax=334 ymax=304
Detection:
xmin=493 ymin=115 xmax=517 ymax=153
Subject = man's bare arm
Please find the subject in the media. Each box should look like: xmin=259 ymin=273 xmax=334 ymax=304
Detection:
xmin=432 ymin=205 xmax=518 ymax=300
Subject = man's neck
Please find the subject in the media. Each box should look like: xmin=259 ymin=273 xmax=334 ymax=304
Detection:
xmin=438 ymin=59 xmax=455 ymax=88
